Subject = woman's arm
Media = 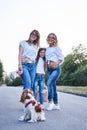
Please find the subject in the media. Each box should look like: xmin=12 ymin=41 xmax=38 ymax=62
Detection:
xmin=18 ymin=45 xmax=24 ymax=70
xmin=48 ymin=60 xmax=63 ymax=68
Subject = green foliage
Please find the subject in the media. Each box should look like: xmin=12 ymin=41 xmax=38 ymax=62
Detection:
xmin=57 ymin=44 xmax=87 ymax=86
xmin=7 ymin=77 xmax=22 ymax=86
xmin=68 ymin=65 xmax=87 ymax=86
xmin=72 ymin=44 xmax=87 ymax=66
xmin=0 ymin=60 xmax=4 ymax=84
xmin=5 ymin=76 xmax=11 ymax=85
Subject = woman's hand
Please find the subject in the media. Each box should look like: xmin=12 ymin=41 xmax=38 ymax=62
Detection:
xmin=18 ymin=64 xmax=23 ymax=71
xmin=48 ymin=60 xmax=62 ymax=68
xmin=48 ymin=61 xmax=58 ymax=68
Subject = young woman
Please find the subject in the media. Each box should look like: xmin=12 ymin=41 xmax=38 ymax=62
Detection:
xmin=45 ymin=33 xmax=64 ymax=111
xmin=34 ymin=48 xmax=46 ymax=109
xmin=18 ymin=29 xmax=40 ymax=91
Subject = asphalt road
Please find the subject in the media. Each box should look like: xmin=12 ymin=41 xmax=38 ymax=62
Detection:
xmin=0 ymin=85 xmax=87 ymax=130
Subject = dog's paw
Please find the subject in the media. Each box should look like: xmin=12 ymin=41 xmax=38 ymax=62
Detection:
xmin=18 ymin=115 xmax=25 ymax=121
xmin=27 ymin=120 xmax=37 ymax=123
xmin=41 ymin=118 xmax=46 ymax=121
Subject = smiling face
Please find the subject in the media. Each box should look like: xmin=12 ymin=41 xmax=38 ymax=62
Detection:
xmin=29 ymin=30 xmax=40 ymax=44
xmin=30 ymin=31 xmax=38 ymax=42
xmin=39 ymin=50 xmax=45 ymax=58
xmin=47 ymin=33 xmax=58 ymax=47
xmin=27 ymin=30 xmax=40 ymax=47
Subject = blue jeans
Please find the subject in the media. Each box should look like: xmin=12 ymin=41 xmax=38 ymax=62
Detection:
xmin=21 ymin=62 xmax=36 ymax=90
xmin=46 ymin=65 xmax=61 ymax=104
xmin=34 ymin=74 xmax=45 ymax=105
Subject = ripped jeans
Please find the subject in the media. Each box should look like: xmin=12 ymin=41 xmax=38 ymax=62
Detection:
xmin=34 ymin=74 xmax=45 ymax=105
xmin=46 ymin=65 xmax=61 ymax=104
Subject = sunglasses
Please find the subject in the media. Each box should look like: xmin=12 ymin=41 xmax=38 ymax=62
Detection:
xmin=48 ymin=36 xmax=56 ymax=40
xmin=31 ymin=33 xmax=37 ymax=37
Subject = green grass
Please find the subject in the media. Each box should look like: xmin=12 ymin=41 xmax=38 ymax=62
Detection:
xmin=57 ymin=86 xmax=87 ymax=95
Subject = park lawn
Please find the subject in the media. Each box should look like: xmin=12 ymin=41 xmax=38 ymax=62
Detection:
xmin=57 ymin=86 xmax=87 ymax=95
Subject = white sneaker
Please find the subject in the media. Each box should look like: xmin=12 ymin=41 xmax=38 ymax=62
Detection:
xmin=46 ymin=103 xmax=54 ymax=111
xmin=53 ymin=104 xmax=60 ymax=110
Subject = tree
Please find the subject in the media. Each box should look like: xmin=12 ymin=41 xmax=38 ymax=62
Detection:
xmin=57 ymin=44 xmax=87 ymax=86
xmin=0 ymin=60 xmax=4 ymax=84
xmin=72 ymin=43 xmax=87 ymax=66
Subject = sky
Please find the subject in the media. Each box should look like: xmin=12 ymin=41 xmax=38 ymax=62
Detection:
xmin=0 ymin=0 xmax=87 ymax=75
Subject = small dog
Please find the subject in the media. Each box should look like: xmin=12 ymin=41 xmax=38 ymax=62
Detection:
xmin=19 ymin=89 xmax=46 ymax=122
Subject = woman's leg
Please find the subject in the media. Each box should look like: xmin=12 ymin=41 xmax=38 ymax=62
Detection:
xmin=47 ymin=69 xmax=53 ymax=102
xmin=53 ymin=82 xmax=58 ymax=104
xmin=47 ymin=66 xmax=61 ymax=104
xmin=21 ymin=64 xmax=31 ymax=90
xmin=29 ymin=63 xmax=36 ymax=91
xmin=34 ymin=76 xmax=39 ymax=99
xmin=52 ymin=66 xmax=61 ymax=104
xmin=39 ymin=75 xmax=44 ymax=105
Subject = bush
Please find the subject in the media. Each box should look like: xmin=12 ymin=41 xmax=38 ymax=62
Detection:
xmin=7 ymin=77 xmax=22 ymax=86
xmin=68 ymin=65 xmax=87 ymax=86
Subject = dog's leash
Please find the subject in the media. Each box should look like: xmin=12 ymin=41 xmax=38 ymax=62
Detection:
xmin=25 ymin=100 xmax=36 ymax=108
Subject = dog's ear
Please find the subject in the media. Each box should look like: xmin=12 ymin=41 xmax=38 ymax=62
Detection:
xmin=20 ymin=92 xmax=25 ymax=103
xmin=35 ymin=104 xmax=42 ymax=112
xmin=20 ymin=89 xmax=28 ymax=103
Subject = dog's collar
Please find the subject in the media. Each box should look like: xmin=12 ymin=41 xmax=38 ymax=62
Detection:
xmin=25 ymin=100 xmax=35 ymax=108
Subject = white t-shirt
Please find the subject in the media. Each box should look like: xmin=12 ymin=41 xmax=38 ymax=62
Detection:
xmin=36 ymin=57 xmax=45 ymax=74
xmin=19 ymin=40 xmax=37 ymax=61
xmin=46 ymin=46 xmax=64 ymax=62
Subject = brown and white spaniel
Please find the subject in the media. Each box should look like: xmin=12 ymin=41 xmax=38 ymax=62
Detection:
xmin=18 ymin=89 xmax=46 ymax=122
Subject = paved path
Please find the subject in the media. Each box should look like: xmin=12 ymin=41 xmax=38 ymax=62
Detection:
xmin=0 ymin=85 xmax=87 ymax=130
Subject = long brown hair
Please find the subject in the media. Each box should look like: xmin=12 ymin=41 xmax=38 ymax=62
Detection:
xmin=36 ymin=48 xmax=46 ymax=64
xmin=26 ymin=30 xmax=40 ymax=48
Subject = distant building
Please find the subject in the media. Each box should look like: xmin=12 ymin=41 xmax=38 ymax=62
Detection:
xmin=10 ymin=71 xmax=18 ymax=80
